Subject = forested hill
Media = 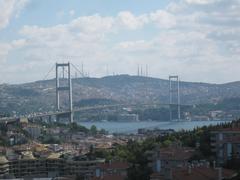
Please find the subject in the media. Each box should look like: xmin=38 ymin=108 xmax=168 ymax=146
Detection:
xmin=1 ymin=75 xmax=240 ymax=115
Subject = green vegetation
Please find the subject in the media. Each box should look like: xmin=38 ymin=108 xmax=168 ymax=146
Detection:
xmin=0 ymin=124 xmax=8 ymax=146
xmin=69 ymin=122 xmax=89 ymax=133
xmin=91 ymin=121 xmax=235 ymax=180
xmin=185 ymin=97 xmax=240 ymax=116
xmin=90 ymin=125 xmax=97 ymax=135
xmin=35 ymin=121 xmax=108 ymax=144
xmin=40 ymin=136 xmax=61 ymax=144
xmin=132 ymin=107 xmax=170 ymax=121
xmin=74 ymin=98 xmax=118 ymax=107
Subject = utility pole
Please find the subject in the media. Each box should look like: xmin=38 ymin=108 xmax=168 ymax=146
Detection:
xmin=137 ymin=65 xmax=140 ymax=76
xmin=146 ymin=64 xmax=148 ymax=77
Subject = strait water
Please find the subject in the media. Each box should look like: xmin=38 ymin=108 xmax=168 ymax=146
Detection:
xmin=79 ymin=120 xmax=229 ymax=134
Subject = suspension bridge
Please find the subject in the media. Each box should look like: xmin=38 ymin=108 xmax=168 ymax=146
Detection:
xmin=0 ymin=62 xmax=193 ymax=123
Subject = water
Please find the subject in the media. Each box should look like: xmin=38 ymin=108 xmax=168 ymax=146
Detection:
xmin=79 ymin=120 xmax=229 ymax=134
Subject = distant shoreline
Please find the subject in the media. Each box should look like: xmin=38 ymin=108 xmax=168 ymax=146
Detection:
xmin=78 ymin=120 xmax=230 ymax=134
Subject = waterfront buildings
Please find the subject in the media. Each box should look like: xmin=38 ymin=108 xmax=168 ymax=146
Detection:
xmin=117 ymin=113 xmax=139 ymax=122
xmin=138 ymin=128 xmax=175 ymax=137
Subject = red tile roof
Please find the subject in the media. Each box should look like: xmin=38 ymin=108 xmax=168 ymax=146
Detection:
xmin=99 ymin=162 xmax=129 ymax=169
xmin=212 ymin=128 xmax=240 ymax=133
xmin=92 ymin=174 xmax=125 ymax=180
xmin=151 ymin=167 xmax=237 ymax=180
xmin=172 ymin=167 xmax=237 ymax=180
xmin=158 ymin=147 xmax=194 ymax=161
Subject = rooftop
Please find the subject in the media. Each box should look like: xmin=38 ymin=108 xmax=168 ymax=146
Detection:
xmin=99 ymin=162 xmax=129 ymax=169
xmin=21 ymin=151 xmax=35 ymax=160
xmin=173 ymin=167 xmax=237 ymax=180
xmin=0 ymin=156 xmax=8 ymax=164
xmin=157 ymin=147 xmax=194 ymax=161
xmin=47 ymin=153 xmax=62 ymax=159
xmin=151 ymin=167 xmax=237 ymax=180
xmin=212 ymin=127 xmax=240 ymax=133
xmin=92 ymin=174 xmax=125 ymax=180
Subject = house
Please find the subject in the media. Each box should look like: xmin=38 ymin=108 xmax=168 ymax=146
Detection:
xmin=24 ymin=125 xmax=42 ymax=139
xmin=211 ymin=121 xmax=240 ymax=165
xmin=148 ymin=144 xmax=194 ymax=174
xmin=150 ymin=166 xmax=237 ymax=180
xmin=92 ymin=162 xmax=129 ymax=180
xmin=0 ymin=156 xmax=9 ymax=178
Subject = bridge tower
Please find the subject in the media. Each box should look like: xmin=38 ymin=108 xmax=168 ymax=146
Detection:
xmin=56 ymin=62 xmax=73 ymax=123
xmin=169 ymin=75 xmax=181 ymax=121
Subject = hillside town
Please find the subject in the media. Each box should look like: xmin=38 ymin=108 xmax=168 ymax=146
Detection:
xmin=0 ymin=117 xmax=240 ymax=179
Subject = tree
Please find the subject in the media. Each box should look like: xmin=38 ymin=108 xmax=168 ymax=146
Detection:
xmin=69 ymin=122 xmax=89 ymax=133
xmin=90 ymin=125 xmax=97 ymax=135
xmin=162 ymin=140 xmax=172 ymax=147
xmin=99 ymin=128 xmax=108 ymax=135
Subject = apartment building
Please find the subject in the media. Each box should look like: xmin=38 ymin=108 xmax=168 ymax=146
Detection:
xmin=211 ymin=123 xmax=240 ymax=165
xmin=0 ymin=152 xmax=105 ymax=179
xmin=0 ymin=156 xmax=9 ymax=178
xmin=148 ymin=144 xmax=194 ymax=174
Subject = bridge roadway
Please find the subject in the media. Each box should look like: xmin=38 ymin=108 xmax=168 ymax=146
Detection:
xmin=0 ymin=103 xmax=194 ymax=122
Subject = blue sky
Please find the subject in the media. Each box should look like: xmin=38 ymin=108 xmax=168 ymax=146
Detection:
xmin=1 ymin=0 xmax=170 ymax=40
xmin=0 ymin=0 xmax=239 ymax=83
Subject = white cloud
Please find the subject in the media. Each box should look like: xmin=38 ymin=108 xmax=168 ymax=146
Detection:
xmin=150 ymin=10 xmax=176 ymax=29
xmin=116 ymin=11 xmax=148 ymax=30
xmin=0 ymin=0 xmax=29 ymax=30
xmin=0 ymin=43 xmax=12 ymax=63
xmin=185 ymin=0 xmax=221 ymax=5
xmin=69 ymin=14 xmax=114 ymax=33
xmin=0 ymin=39 xmax=27 ymax=64
xmin=1 ymin=0 xmax=240 ymax=83
xmin=12 ymin=39 xmax=27 ymax=48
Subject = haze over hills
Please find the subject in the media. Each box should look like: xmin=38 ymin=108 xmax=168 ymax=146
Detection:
xmin=1 ymin=74 xmax=240 ymax=115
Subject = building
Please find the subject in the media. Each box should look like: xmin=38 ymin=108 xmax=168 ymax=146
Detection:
xmin=92 ymin=162 xmax=129 ymax=180
xmin=148 ymin=144 xmax=194 ymax=174
xmin=150 ymin=166 xmax=237 ymax=180
xmin=117 ymin=113 xmax=139 ymax=122
xmin=7 ymin=131 xmax=27 ymax=146
xmin=138 ymin=128 xmax=175 ymax=137
xmin=211 ymin=125 xmax=240 ymax=165
xmin=24 ymin=125 xmax=42 ymax=139
xmin=192 ymin=115 xmax=210 ymax=121
xmin=0 ymin=156 xmax=9 ymax=178
xmin=0 ymin=153 xmax=105 ymax=179
xmin=209 ymin=110 xmax=224 ymax=119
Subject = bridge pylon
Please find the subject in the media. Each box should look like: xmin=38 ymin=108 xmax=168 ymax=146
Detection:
xmin=56 ymin=62 xmax=73 ymax=123
xmin=169 ymin=75 xmax=181 ymax=121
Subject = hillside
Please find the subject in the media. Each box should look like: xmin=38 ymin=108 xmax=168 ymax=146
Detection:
xmin=1 ymin=75 xmax=240 ymax=116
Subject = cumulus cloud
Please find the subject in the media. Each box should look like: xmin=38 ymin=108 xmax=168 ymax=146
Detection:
xmin=0 ymin=43 xmax=12 ymax=62
xmin=1 ymin=0 xmax=240 ymax=83
xmin=185 ymin=0 xmax=222 ymax=5
xmin=0 ymin=0 xmax=29 ymax=30
xmin=0 ymin=39 xmax=27 ymax=64
xmin=150 ymin=10 xmax=176 ymax=29
xmin=69 ymin=14 xmax=114 ymax=33
xmin=116 ymin=11 xmax=148 ymax=30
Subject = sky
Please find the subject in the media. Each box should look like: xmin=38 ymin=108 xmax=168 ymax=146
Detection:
xmin=0 ymin=0 xmax=239 ymax=84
